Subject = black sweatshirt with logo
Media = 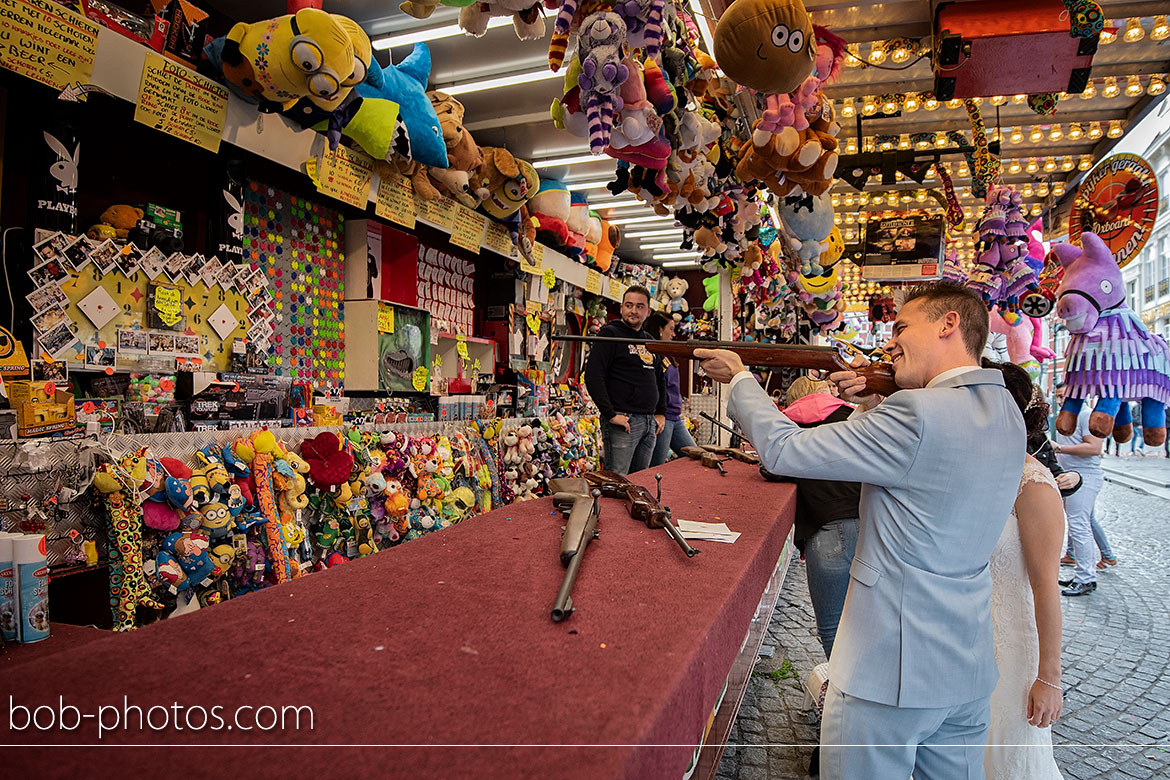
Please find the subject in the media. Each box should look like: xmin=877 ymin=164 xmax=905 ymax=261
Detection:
xmin=584 ymin=320 xmax=666 ymax=421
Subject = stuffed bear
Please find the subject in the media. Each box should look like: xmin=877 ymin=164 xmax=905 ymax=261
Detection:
xmin=662 ymin=276 xmax=689 ymax=321
xmin=414 ymin=91 xmax=484 ymax=208
xmin=459 ymin=0 xmax=545 ymax=40
xmin=88 ymin=204 xmax=143 ymax=241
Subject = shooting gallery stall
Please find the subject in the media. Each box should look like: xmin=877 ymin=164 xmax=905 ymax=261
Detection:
xmin=2 ymin=458 xmax=796 ymax=778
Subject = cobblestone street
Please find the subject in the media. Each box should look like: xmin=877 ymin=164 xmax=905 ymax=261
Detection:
xmin=718 ymin=454 xmax=1170 ymax=779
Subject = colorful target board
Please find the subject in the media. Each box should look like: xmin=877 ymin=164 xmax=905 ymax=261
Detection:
xmin=1069 ymin=154 xmax=1159 ymax=268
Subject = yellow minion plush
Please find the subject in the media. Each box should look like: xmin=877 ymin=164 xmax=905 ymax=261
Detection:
xmin=474 ymin=147 xmax=540 ymax=220
xmin=220 ymin=8 xmax=354 ymax=112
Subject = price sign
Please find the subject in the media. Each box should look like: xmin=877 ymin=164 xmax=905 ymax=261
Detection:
xmin=450 ymin=205 xmax=486 ymax=254
xmin=417 ymin=196 xmax=456 ymax=231
xmin=312 ymin=144 xmax=374 ymax=208
xmin=135 ymin=52 xmax=229 ymax=153
xmin=0 ymin=0 xmax=98 ymax=91
xmin=376 ymin=174 xmax=416 ymax=229
xmin=585 ymin=270 xmax=601 ymax=294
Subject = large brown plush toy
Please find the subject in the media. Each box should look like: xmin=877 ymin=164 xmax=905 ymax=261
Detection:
xmin=413 ymin=92 xmax=485 ymax=208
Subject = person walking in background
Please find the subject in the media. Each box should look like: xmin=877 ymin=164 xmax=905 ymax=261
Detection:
xmin=1062 ymin=510 xmax=1118 ymax=569
xmin=1130 ymin=402 xmax=1145 ymax=456
xmin=584 ymin=286 xmax=666 ymax=475
xmin=644 ymin=312 xmax=697 ymax=467
xmin=777 ymin=375 xmax=862 ymax=660
xmin=1053 ymin=397 xmax=1106 ymax=596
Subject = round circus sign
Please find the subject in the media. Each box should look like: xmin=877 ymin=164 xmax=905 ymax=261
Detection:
xmin=1069 ymin=153 xmax=1160 ymax=268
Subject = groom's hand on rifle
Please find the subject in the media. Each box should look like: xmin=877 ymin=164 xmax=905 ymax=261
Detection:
xmin=693 ymin=349 xmax=746 ymax=384
xmin=829 ymin=370 xmax=884 ymax=411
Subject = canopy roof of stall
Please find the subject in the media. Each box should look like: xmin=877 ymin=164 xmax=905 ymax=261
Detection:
xmin=208 ymin=0 xmax=1169 ymax=267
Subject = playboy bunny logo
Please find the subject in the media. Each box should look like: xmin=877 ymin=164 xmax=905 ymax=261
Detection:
xmin=223 ymin=189 xmax=244 ymax=238
xmin=44 ymin=132 xmax=78 ymax=193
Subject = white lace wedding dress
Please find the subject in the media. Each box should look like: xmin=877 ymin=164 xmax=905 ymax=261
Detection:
xmin=985 ymin=456 xmax=1065 ymax=780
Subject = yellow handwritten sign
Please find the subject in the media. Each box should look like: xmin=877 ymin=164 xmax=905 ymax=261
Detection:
xmin=377 ymin=304 xmax=395 ymax=334
xmin=519 ymin=243 xmax=543 ymax=275
xmin=450 ymin=205 xmax=485 ymax=254
xmin=0 ymin=0 xmax=98 ymax=91
xmin=135 ymin=52 xmax=229 ymax=153
xmin=313 ymin=144 xmax=374 ymax=208
xmin=152 ymin=285 xmax=183 ymax=327
xmin=412 ymin=366 xmax=429 ymax=392
xmin=417 ymin=195 xmax=456 ymax=231
xmin=585 ymin=270 xmax=601 ymax=294
xmin=484 ymin=222 xmax=515 ymax=257
xmin=526 ymin=299 xmax=542 ymax=314
xmin=376 ymin=175 xmax=416 ymax=229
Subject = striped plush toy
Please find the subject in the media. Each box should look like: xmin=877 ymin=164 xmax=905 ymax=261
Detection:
xmin=576 ymin=12 xmax=630 ymax=154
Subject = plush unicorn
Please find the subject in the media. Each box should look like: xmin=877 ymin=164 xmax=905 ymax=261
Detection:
xmin=1053 ymin=232 xmax=1170 ymax=446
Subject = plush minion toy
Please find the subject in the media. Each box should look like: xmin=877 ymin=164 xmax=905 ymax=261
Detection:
xmin=219 ymin=8 xmax=354 ymax=112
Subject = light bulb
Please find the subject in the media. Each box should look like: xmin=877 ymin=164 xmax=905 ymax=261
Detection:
xmin=859 ymin=193 xmax=870 ymax=205
xmin=900 ymin=192 xmax=912 ymax=203
xmin=862 ymin=97 xmax=878 ymax=115
xmin=1029 ymin=127 xmax=1043 ymax=142
xmin=1038 ymin=183 xmax=1049 ymax=196
xmin=935 ymin=133 xmax=948 ymax=148
xmin=1103 ymin=77 xmax=1120 ymax=98
xmin=1126 ymin=75 xmax=1143 ymax=96
xmin=833 ymin=212 xmax=842 ymax=222
xmin=1088 ymin=121 xmax=1103 ymax=139
xmin=1101 ymin=22 xmax=1116 ymax=44
xmin=1044 ymin=158 xmax=1057 ymax=172
xmin=883 ymin=97 xmax=899 ymax=114
xmin=841 ymin=98 xmax=856 ymax=117
xmin=1108 ymin=120 xmax=1123 ymax=138
xmin=947 ymin=98 xmax=963 ymax=109
xmin=831 ymin=194 xmax=840 ymax=206
xmin=991 ymin=95 xmax=1007 ymax=106
xmin=895 ymin=171 xmax=905 ymax=181
xmin=1009 ymin=126 xmax=1023 ymax=143
xmin=1049 ymin=124 xmax=1063 ymax=141
xmin=1078 ymin=156 xmax=1092 ymax=170
xmin=1067 ymin=123 xmax=1083 ymax=140
xmin=898 ymin=134 xmax=911 ymax=149
xmin=1149 ymin=76 xmax=1167 ymax=95
xmin=1012 ymin=94 xmax=1028 ymax=104
xmin=1080 ymin=80 xmax=1097 ymax=99
xmin=844 ymin=194 xmax=855 ymax=205
xmin=903 ymin=94 xmax=919 ymax=112
xmin=958 ymin=163 xmax=970 ymax=176
xmin=879 ymin=137 xmax=894 ymax=150
xmin=891 ymin=42 xmax=912 ymax=63
xmin=1061 ymin=157 xmax=1075 ymax=171
xmin=1153 ymin=16 xmax=1169 ymax=41
xmin=868 ymin=41 xmax=887 ymax=64
xmin=924 ymin=96 xmax=939 ymax=110
xmin=1026 ymin=158 xmax=1039 ymax=173
xmin=916 ymin=191 xmax=927 ymax=202
xmin=1054 ymin=182 xmax=1066 ymax=195
xmin=844 ymin=138 xmax=858 ymax=153
xmin=1008 ymin=160 xmax=1022 ymax=174
xmin=1123 ymin=17 xmax=1145 ymax=42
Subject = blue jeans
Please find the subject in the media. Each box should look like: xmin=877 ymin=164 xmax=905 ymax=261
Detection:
xmin=650 ymin=417 xmax=697 ymax=467
xmin=1131 ymin=428 xmax=1145 ymax=453
xmin=601 ymin=414 xmax=657 ymax=476
xmin=1066 ymin=507 xmax=1114 ymax=561
xmin=804 ymin=517 xmax=860 ymax=660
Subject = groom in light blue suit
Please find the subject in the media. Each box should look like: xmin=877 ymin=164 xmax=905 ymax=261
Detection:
xmin=697 ymin=282 xmax=1025 ymax=780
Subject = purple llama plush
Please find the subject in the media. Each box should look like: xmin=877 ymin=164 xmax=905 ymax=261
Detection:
xmin=1053 ymin=232 xmax=1170 ymax=446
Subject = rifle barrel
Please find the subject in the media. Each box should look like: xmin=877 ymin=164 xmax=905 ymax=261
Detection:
xmin=662 ymin=518 xmax=699 ymax=557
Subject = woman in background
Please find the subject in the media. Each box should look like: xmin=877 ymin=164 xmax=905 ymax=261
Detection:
xmin=645 ymin=312 xmax=697 ymax=466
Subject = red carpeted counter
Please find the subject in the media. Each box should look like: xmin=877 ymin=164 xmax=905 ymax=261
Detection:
xmin=1 ymin=459 xmax=795 ymax=779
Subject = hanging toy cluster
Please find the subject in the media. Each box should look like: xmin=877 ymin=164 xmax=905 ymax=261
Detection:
xmin=965 ymin=186 xmax=1042 ymax=312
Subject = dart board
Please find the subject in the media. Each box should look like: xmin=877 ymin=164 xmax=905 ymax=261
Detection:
xmin=1069 ymin=153 xmax=1159 ymax=268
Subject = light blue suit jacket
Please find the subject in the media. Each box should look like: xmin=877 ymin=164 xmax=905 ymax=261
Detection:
xmin=730 ymin=369 xmax=1025 ymax=708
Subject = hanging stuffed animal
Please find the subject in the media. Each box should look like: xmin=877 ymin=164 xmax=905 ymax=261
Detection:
xmin=460 ymin=0 xmax=545 ymax=40
xmin=713 ymin=0 xmax=816 ymax=94
xmin=576 ymin=12 xmax=630 ymax=154
xmin=777 ymin=190 xmax=834 ymax=275
xmin=1053 ymin=232 xmax=1170 ymax=446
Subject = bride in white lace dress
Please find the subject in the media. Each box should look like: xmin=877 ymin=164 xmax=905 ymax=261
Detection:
xmin=986 ymin=363 xmax=1066 ymax=780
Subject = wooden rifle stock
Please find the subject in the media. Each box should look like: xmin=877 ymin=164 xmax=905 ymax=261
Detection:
xmin=554 ymin=335 xmax=899 ymax=397
xmin=548 ymin=479 xmax=601 ymax=622
xmin=584 ymin=471 xmax=699 ymax=558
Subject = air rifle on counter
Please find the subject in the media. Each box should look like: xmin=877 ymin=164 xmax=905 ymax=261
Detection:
xmin=553 ymin=336 xmax=899 ymax=397
xmin=584 ymin=470 xmax=699 ymax=558
xmin=679 ymin=446 xmax=730 ymax=474
xmin=548 ymin=479 xmax=602 ymax=622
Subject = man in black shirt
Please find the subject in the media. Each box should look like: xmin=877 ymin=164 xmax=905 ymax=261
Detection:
xmin=584 ymin=285 xmax=666 ymax=475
